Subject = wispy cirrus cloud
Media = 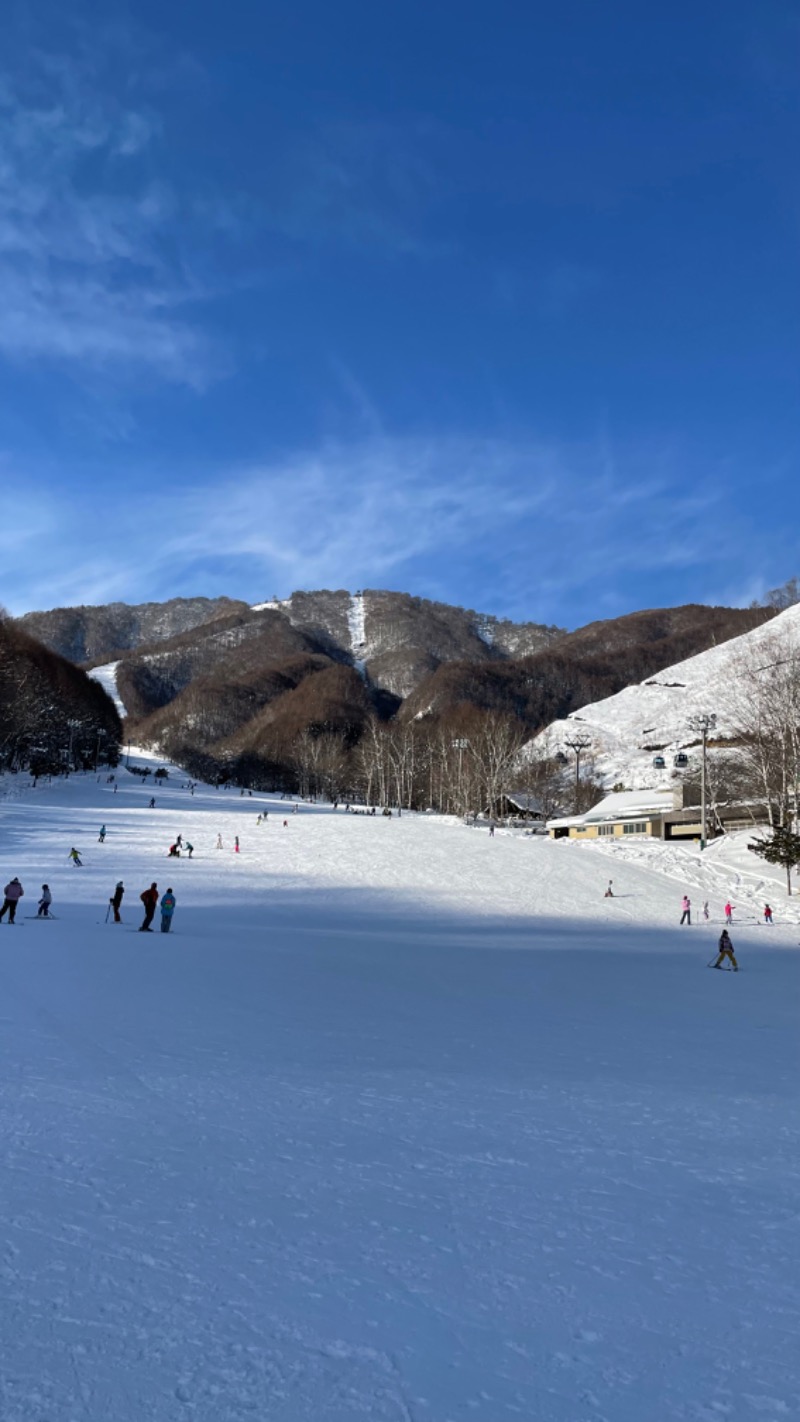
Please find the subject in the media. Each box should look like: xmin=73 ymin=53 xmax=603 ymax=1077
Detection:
xmin=4 ymin=432 xmax=738 ymax=624
xmin=0 ymin=51 xmax=220 ymax=385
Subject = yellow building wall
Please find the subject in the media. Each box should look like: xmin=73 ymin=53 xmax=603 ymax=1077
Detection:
xmin=567 ymin=819 xmax=658 ymax=839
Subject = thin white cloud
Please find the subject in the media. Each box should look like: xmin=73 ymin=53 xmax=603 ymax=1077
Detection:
xmin=4 ymin=433 xmax=734 ymax=623
xmin=0 ymin=52 xmax=219 ymax=385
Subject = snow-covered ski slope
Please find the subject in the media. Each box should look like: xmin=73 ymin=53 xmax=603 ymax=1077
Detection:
xmin=1 ymin=758 xmax=799 ymax=1421
xmin=532 ymin=602 xmax=800 ymax=790
xmin=88 ymin=660 xmax=127 ymax=718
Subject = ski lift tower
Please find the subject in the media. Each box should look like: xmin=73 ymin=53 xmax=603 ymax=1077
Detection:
xmin=564 ymin=735 xmax=592 ymax=803
xmin=689 ymin=713 xmax=716 ymax=850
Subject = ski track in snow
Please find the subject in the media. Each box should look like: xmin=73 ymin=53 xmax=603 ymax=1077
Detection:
xmin=88 ymin=661 xmax=127 ymax=719
xmin=347 ymin=593 xmax=368 ymax=679
xmin=0 ymin=757 xmax=799 ymax=1420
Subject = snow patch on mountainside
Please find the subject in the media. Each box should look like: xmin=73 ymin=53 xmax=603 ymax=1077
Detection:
xmin=88 ymin=661 xmax=127 ymax=718
xmin=347 ymin=592 xmax=368 ymax=678
xmin=530 ymin=603 xmax=800 ymax=791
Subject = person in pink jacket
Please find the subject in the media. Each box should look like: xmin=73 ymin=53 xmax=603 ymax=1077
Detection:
xmin=679 ymin=895 xmax=691 ymax=925
xmin=0 ymin=877 xmax=24 ymax=924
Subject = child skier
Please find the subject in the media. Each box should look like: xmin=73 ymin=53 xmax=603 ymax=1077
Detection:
xmin=110 ymin=881 xmax=125 ymax=922
xmin=713 ymin=929 xmax=738 ymax=971
xmin=69 ymin=847 xmax=83 ymax=866
xmin=160 ymin=888 xmax=176 ymax=933
xmin=764 ymin=903 xmax=773 ymax=925
xmin=37 ymin=885 xmax=52 ymax=917
xmin=724 ymin=902 xmax=734 ymax=925
xmin=680 ymin=895 xmax=691 ymax=925
xmin=185 ymin=841 xmax=194 ymax=859
xmin=167 ymin=843 xmax=181 ymax=858
xmin=234 ymin=836 xmax=240 ymax=853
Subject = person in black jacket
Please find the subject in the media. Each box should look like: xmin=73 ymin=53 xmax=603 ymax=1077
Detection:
xmin=110 ymin=881 xmax=124 ymax=923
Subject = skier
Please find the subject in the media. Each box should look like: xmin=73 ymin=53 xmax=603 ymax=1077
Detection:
xmin=167 ymin=843 xmax=181 ymax=858
xmin=764 ymin=903 xmax=773 ymax=925
xmin=139 ymin=883 xmax=158 ymax=932
xmin=703 ymin=901 xmax=709 ymax=921
xmin=176 ymin=835 xmax=183 ymax=849
xmin=604 ymin=880 xmax=614 ymax=898
xmin=234 ymin=835 xmax=240 ymax=853
xmin=0 ymin=877 xmax=24 ymax=924
xmin=69 ymin=847 xmax=83 ymax=867
xmin=680 ymin=895 xmax=691 ymax=926
xmin=185 ymin=841 xmax=194 ymax=859
xmin=256 ymin=814 xmax=261 ymax=825
xmin=724 ymin=901 xmax=734 ymax=925
xmin=37 ymin=884 xmax=52 ymax=918
xmin=712 ymin=929 xmax=739 ymax=971
xmin=216 ymin=833 xmax=223 ymax=849
xmin=149 ymin=796 xmax=156 ymax=809
xmin=110 ymin=881 xmax=125 ymax=922
xmin=489 ymin=822 xmax=495 ymax=837
xmin=283 ymin=819 xmax=288 ymax=828
xmin=98 ymin=824 xmax=107 ymax=843
xmin=160 ymin=888 xmax=176 ymax=933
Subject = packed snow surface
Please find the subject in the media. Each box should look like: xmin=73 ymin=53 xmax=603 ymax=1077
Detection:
xmin=347 ymin=592 xmax=368 ymax=678
xmin=533 ymin=601 xmax=800 ymax=790
xmin=88 ymin=660 xmax=127 ymax=718
xmin=1 ymin=758 xmax=799 ymax=1421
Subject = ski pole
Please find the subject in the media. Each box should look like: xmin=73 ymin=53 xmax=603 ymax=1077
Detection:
xmin=105 ymin=901 xmax=111 ymax=923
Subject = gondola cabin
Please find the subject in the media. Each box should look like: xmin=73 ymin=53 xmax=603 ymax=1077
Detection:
xmin=673 ymin=752 xmax=689 ymax=768
xmin=652 ymin=755 xmax=666 ymax=769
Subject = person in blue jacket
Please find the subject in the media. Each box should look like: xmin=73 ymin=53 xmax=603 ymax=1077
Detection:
xmin=160 ymin=888 xmax=176 ymax=933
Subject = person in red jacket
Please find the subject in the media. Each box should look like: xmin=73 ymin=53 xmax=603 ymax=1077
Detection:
xmin=139 ymin=882 xmax=158 ymax=932
xmin=0 ymin=877 xmax=24 ymax=924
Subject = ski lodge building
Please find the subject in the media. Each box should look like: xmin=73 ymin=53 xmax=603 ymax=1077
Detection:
xmin=546 ymin=787 xmax=767 ymax=842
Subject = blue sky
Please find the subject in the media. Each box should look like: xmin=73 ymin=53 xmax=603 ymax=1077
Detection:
xmin=1 ymin=1 xmax=798 ymax=629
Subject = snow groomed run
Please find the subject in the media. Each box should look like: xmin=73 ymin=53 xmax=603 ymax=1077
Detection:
xmin=1 ymin=755 xmax=799 ymax=1421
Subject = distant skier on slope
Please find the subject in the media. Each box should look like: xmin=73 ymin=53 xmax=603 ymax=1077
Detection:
xmin=604 ymin=880 xmax=614 ymax=898
xmin=724 ymin=901 xmax=734 ymax=925
xmin=149 ymin=797 xmax=156 ymax=809
xmin=712 ymin=929 xmax=738 ymax=971
xmin=98 ymin=824 xmax=106 ymax=843
xmin=0 ymin=877 xmax=24 ymax=924
xmin=680 ymin=895 xmax=691 ymax=925
xmin=185 ymin=841 xmax=194 ymax=859
xmin=764 ymin=903 xmax=773 ymax=925
xmin=160 ymin=888 xmax=176 ymax=934
xmin=37 ymin=885 xmax=52 ymax=918
xmin=703 ymin=901 xmax=709 ymax=921
xmin=69 ymin=847 xmax=83 ymax=867
xmin=216 ymin=833 xmax=223 ymax=849
xmin=234 ymin=836 xmax=240 ymax=853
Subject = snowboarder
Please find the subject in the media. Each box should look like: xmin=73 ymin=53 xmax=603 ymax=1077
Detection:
xmin=724 ymin=902 xmax=734 ymax=925
xmin=110 ymin=881 xmax=124 ymax=922
xmin=216 ymin=833 xmax=223 ymax=849
xmin=139 ymin=883 xmax=158 ymax=932
xmin=37 ymin=884 xmax=52 ymax=918
xmin=234 ymin=836 xmax=240 ymax=853
xmin=604 ymin=880 xmax=614 ymax=898
xmin=0 ymin=877 xmax=24 ymax=923
xmin=680 ymin=895 xmax=691 ymax=925
xmin=69 ymin=847 xmax=83 ymax=867
xmin=703 ymin=901 xmax=709 ymax=921
xmin=160 ymin=888 xmax=176 ymax=933
xmin=713 ymin=929 xmax=738 ymax=971
xmin=98 ymin=824 xmax=107 ymax=843
xmin=764 ymin=903 xmax=773 ymax=925
xmin=185 ymin=841 xmax=194 ymax=859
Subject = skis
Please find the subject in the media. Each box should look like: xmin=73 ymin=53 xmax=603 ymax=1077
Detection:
xmin=25 ymin=915 xmax=58 ymax=920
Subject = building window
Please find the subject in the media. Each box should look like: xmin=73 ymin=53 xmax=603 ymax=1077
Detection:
xmin=623 ymin=821 xmax=648 ymax=835
xmin=598 ymin=824 xmax=615 ymax=836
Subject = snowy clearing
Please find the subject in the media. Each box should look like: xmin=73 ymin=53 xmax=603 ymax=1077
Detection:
xmin=1 ymin=758 xmax=799 ymax=1420
xmin=88 ymin=661 xmax=127 ymax=719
